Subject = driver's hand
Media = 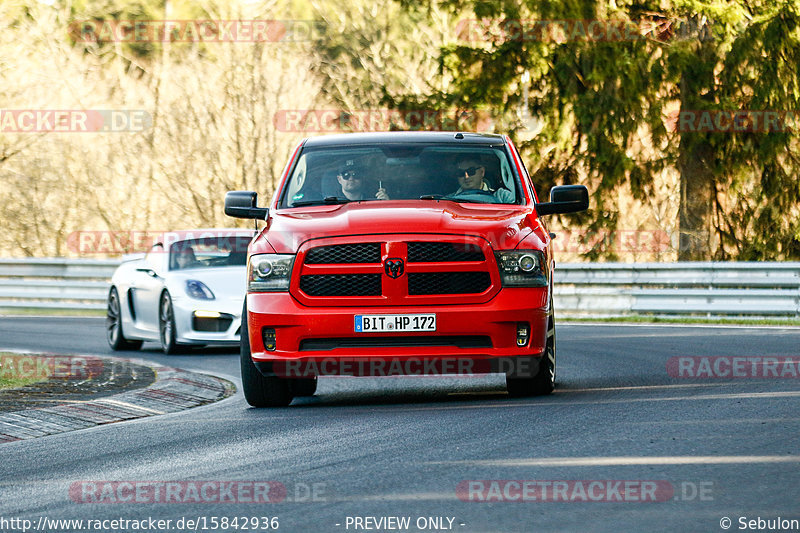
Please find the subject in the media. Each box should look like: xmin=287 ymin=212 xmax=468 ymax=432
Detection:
xmin=376 ymin=188 xmax=389 ymax=200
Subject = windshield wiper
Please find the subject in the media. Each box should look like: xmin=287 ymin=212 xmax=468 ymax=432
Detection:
xmin=419 ymin=195 xmax=486 ymax=204
xmin=291 ymin=197 xmax=352 ymax=207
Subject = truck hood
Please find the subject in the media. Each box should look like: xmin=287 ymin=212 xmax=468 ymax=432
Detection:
xmin=258 ymin=200 xmax=542 ymax=253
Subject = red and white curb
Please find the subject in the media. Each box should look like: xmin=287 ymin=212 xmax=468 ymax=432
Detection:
xmin=0 ymin=356 xmax=234 ymax=443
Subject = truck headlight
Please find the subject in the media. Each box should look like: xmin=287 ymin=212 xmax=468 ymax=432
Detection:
xmin=248 ymin=254 xmax=295 ymax=292
xmin=494 ymin=250 xmax=548 ymax=287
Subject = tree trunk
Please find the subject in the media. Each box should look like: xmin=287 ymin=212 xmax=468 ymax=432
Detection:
xmin=676 ymin=59 xmax=715 ymax=260
xmin=677 ymin=135 xmax=714 ymax=260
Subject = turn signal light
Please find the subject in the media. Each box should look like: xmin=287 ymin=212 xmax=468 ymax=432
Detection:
xmin=516 ymin=323 xmax=530 ymax=347
xmin=262 ymin=328 xmax=277 ymax=351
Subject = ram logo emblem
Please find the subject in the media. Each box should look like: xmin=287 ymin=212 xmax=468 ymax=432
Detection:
xmin=384 ymin=258 xmax=404 ymax=279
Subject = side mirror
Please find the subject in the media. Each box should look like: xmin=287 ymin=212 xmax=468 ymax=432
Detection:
xmin=535 ymin=185 xmax=589 ymax=216
xmin=225 ymin=191 xmax=269 ymax=220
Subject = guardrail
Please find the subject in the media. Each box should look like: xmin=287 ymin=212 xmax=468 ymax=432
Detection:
xmin=0 ymin=259 xmax=798 ymax=317
xmin=0 ymin=258 xmax=118 ymax=310
xmin=555 ymin=262 xmax=800 ymax=317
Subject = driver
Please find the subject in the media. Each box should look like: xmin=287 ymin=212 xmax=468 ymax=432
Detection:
xmin=174 ymin=245 xmax=198 ymax=269
xmin=451 ymin=156 xmax=514 ymax=203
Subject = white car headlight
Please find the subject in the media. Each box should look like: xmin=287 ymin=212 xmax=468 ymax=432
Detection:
xmin=248 ymin=254 xmax=295 ymax=292
xmin=185 ymin=279 xmax=215 ymax=300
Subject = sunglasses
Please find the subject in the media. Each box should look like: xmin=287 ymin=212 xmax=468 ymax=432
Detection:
xmin=457 ymin=166 xmax=482 ymax=177
xmin=339 ymin=170 xmax=361 ymax=180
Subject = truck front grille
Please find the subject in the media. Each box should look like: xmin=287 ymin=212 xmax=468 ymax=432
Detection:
xmin=299 ymin=274 xmax=382 ymax=296
xmin=408 ymin=272 xmax=492 ymax=295
xmin=296 ymin=237 xmax=496 ymax=304
xmin=304 ymin=243 xmax=381 ymax=264
xmin=407 ymin=242 xmax=484 ymax=262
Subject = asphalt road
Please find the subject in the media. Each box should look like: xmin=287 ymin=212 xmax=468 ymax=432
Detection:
xmin=1 ymin=316 xmax=799 ymax=533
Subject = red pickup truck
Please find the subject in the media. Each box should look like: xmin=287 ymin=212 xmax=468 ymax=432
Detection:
xmin=225 ymin=132 xmax=588 ymax=406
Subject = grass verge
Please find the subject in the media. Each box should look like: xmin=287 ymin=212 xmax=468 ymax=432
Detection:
xmin=0 ymin=308 xmax=106 ymax=317
xmin=562 ymin=315 xmax=800 ymax=327
xmin=0 ymin=353 xmax=49 ymax=390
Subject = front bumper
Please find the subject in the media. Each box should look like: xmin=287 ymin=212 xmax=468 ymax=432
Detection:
xmin=172 ymin=296 xmax=243 ymax=345
xmin=247 ymin=288 xmax=549 ymax=377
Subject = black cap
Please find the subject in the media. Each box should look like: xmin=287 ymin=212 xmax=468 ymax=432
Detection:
xmin=339 ymin=159 xmax=365 ymax=173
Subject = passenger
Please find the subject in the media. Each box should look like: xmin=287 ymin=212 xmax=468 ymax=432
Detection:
xmin=451 ymin=156 xmax=514 ymax=203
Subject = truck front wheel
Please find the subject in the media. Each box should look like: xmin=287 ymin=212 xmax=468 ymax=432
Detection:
xmin=240 ymin=299 xmax=294 ymax=407
xmin=506 ymin=309 xmax=556 ymax=397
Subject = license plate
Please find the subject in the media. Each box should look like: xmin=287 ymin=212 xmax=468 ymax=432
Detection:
xmin=354 ymin=314 xmax=436 ymax=333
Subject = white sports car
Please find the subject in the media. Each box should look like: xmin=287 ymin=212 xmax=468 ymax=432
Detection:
xmin=106 ymin=229 xmax=254 ymax=354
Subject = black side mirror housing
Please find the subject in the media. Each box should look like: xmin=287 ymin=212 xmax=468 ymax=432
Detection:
xmin=535 ymin=185 xmax=589 ymax=216
xmin=225 ymin=191 xmax=269 ymax=220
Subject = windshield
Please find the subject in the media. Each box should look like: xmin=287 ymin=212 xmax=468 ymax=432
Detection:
xmin=169 ymin=236 xmax=251 ymax=271
xmin=280 ymin=144 xmax=522 ymax=207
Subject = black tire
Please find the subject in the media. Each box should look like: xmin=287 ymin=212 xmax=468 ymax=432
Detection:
xmin=106 ymin=287 xmax=143 ymax=351
xmin=506 ymin=307 xmax=556 ymax=397
xmin=290 ymin=377 xmax=318 ymax=397
xmin=240 ymin=299 xmax=294 ymax=407
xmin=159 ymin=291 xmax=185 ymax=355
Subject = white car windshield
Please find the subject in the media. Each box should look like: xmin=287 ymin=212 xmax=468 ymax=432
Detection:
xmin=169 ymin=237 xmax=251 ymax=271
xmin=281 ymin=144 xmax=521 ymax=207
